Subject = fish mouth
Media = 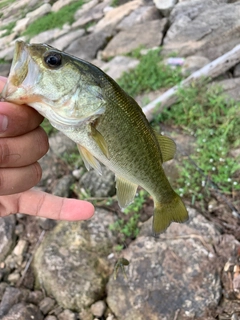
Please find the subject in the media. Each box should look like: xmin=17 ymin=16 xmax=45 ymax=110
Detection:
xmin=1 ymin=41 xmax=40 ymax=104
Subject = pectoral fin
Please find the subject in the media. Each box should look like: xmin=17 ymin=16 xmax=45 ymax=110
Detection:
xmin=154 ymin=131 xmax=176 ymax=162
xmin=91 ymin=124 xmax=109 ymax=159
xmin=116 ymin=176 xmax=138 ymax=208
xmin=77 ymin=144 xmax=102 ymax=175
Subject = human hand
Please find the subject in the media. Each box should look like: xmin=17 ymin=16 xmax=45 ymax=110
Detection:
xmin=0 ymin=76 xmax=94 ymax=220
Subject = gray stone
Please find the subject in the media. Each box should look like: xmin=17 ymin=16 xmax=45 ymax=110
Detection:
xmin=101 ymin=19 xmax=168 ymax=59
xmin=116 ymin=5 xmax=161 ymax=30
xmin=0 ymin=46 xmax=14 ymax=61
xmin=90 ymin=300 xmax=106 ymax=317
xmin=52 ymin=175 xmax=74 ymax=198
xmin=12 ymin=240 xmax=28 ymax=256
xmin=1 ymin=303 xmax=43 ymax=320
xmin=52 ymin=0 xmax=76 ymax=12
xmin=94 ymin=0 xmax=144 ymax=35
xmin=39 ymin=297 xmax=56 ymax=315
xmin=153 ymin=0 xmax=177 ymax=16
xmin=66 ymin=31 xmax=108 ymax=61
xmin=49 ymin=132 xmax=76 ymax=157
xmin=72 ymin=0 xmax=111 ymax=29
xmin=33 ymin=208 xmax=118 ymax=311
xmin=0 ymin=216 xmax=16 ymax=262
xmin=80 ymin=166 xmax=115 ymax=198
xmin=181 ymin=55 xmax=210 ymax=75
xmin=50 ymin=29 xmax=85 ymax=51
xmin=209 ymin=78 xmax=240 ymax=102
xmin=30 ymin=29 xmax=68 ymax=45
xmin=101 ymin=55 xmax=139 ymax=80
xmin=0 ymin=287 xmax=26 ymax=317
xmin=45 ymin=316 xmax=57 ymax=320
xmin=233 ymin=63 xmax=240 ymax=77
xmin=107 ymin=207 xmax=224 ymax=319
xmin=7 ymin=272 xmax=20 ymax=284
xmin=163 ymin=2 xmax=240 ymax=60
xmin=58 ymin=309 xmax=76 ymax=320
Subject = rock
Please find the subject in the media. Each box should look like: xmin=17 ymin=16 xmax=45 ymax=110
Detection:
xmin=49 ymin=132 xmax=76 ymax=157
xmin=45 ymin=316 xmax=57 ymax=320
xmin=0 ymin=287 xmax=26 ymax=317
xmin=78 ymin=308 xmax=93 ymax=320
xmin=58 ymin=309 xmax=76 ymax=320
xmin=0 ymin=46 xmax=14 ymax=61
xmin=50 ymin=29 xmax=85 ymax=51
xmin=14 ymin=4 xmax=51 ymax=33
xmin=52 ymin=0 xmax=76 ymax=12
xmin=90 ymin=300 xmax=106 ymax=317
xmin=94 ymin=0 xmax=144 ymax=35
xmin=209 ymin=78 xmax=240 ymax=102
xmin=116 ymin=5 xmax=161 ymax=30
xmin=153 ymin=0 xmax=177 ymax=16
xmin=163 ymin=2 xmax=240 ymax=60
xmin=72 ymin=0 xmax=111 ymax=29
xmin=0 ymin=283 xmax=8 ymax=301
xmin=12 ymin=240 xmax=28 ymax=256
xmin=0 ymin=216 xmax=16 ymax=262
xmin=7 ymin=272 xmax=20 ymax=284
xmin=74 ymin=0 xmax=99 ymax=21
xmin=30 ymin=28 xmax=68 ymax=44
xmin=233 ymin=63 xmax=240 ymax=77
xmin=101 ymin=55 xmax=139 ymax=80
xmin=39 ymin=297 xmax=56 ymax=315
xmin=107 ymin=207 xmax=223 ymax=319
xmin=52 ymin=175 xmax=74 ymax=198
xmin=101 ymin=19 xmax=168 ymax=59
xmin=33 ymin=208 xmax=118 ymax=311
xmin=1 ymin=303 xmax=43 ymax=320
xmin=181 ymin=55 xmax=210 ymax=75
xmin=80 ymin=166 xmax=115 ymax=198
xmin=27 ymin=291 xmax=44 ymax=305
xmin=66 ymin=31 xmax=108 ymax=60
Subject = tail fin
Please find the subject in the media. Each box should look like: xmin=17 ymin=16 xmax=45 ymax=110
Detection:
xmin=152 ymin=194 xmax=188 ymax=236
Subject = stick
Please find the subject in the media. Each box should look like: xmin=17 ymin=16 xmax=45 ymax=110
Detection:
xmin=143 ymin=44 xmax=240 ymax=121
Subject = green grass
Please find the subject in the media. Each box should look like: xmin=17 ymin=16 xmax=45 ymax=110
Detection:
xmin=117 ymin=48 xmax=183 ymax=97
xmin=23 ymin=0 xmax=84 ymax=37
xmin=155 ymin=81 xmax=240 ymax=201
xmin=109 ymin=190 xmax=148 ymax=241
xmin=0 ymin=0 xmax=15 ymax=10
xmin=0 ymin=21 xmax=16 ymax=37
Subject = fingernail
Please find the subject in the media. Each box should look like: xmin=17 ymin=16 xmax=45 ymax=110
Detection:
xmin=0 ymin=114 xmax=8 ymax=132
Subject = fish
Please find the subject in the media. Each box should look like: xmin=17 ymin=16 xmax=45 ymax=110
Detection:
xmin=1 ymin=41 xmax=188 ymax=235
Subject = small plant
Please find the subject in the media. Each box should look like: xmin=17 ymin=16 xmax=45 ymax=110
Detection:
xmin=23 ymin=1 xmax=84 ymax=37
xmin=109 ymin=190 xmax=148 ymax=241
xmin=155 ymin=81 xmax=240 ymax=202
xmin=117 ymin=48 xmax=183 ymax=97
xmin=0 ymin=21 xmax=16 ymax=37
xmin=0 ymin=0 xmax=15 ymax=10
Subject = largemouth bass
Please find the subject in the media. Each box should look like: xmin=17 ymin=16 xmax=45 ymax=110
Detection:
xmin=1 ymin=41 xmax=188 ymax=235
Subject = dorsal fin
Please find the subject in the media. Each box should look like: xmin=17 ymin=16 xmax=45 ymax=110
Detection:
xmin=154 ymin=130 xmax=176 ymax=162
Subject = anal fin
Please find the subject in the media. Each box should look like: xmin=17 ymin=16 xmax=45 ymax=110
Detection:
xmin=77 ymin=144 xmax=102 ymax=175
xmin=116 ymin=176 xmax=138 ymax=208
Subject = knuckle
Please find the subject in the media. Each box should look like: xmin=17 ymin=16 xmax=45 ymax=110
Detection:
xmin=35 ymin=127 xmax=49 ymax=157
xmin=0 ymin=141 xmax=10 ymax=166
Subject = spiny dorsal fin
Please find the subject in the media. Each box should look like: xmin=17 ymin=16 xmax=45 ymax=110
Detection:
xmin=77 ymin=144 xmax=102 ymax=175
xmin=116 ymin=175 xmax=138 ymax=209
xmin=154 ymin=130 xmax=176 ymax=162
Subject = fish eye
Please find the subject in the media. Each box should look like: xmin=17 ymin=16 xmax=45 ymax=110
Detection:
xmin=44 ymin=53 xmax=62 ymax=68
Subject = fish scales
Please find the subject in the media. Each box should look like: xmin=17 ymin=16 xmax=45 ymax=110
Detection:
xmin=1 ymin=41 xmax=188 ymax=235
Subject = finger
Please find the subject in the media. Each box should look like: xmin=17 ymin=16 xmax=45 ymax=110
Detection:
xmin=0 ymin=77 xmax=44 ymax=137
xmin=0 ymin=126 xmax=49 ymax=168
xmin=0 ymin=189 xmax=95 ymax=220
xmin=0 ymin=163 xmax=42 ymax=195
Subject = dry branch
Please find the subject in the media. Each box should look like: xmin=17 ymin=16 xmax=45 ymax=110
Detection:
xmin=142 ymin=44 xmax=240 ymax=121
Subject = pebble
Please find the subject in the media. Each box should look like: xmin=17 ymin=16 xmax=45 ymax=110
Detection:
xmin=90 ymin=300 xmax=106 ymax=317
xmin=39 ymin=297 xmax=56 ymax=315
xmin=13 ymin=240 xmax=28 ymax=256
xmin=58 ymin=309 xmax=76 ymax=320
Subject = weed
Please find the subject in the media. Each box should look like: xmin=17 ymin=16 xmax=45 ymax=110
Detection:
xmin=41 ymin=118 xmax=56 ymax=136
xmin=155 ymin=81 xmax=240 ymax=201
xmin=0 ymin=21 xmax=16 ymax=37
xmin=109 ymin=190 xmax=148 ymax=241
xmin=0 ymin=0 xmax=15 ymax=10
xmin=23 ymin=1 xmax=84 ymax=38
xmin=117 ymin=48 xmax=183 ymax=97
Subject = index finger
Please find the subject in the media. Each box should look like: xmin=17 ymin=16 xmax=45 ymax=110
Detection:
xmin=0 ymin=76 xmax=44 ymax=137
